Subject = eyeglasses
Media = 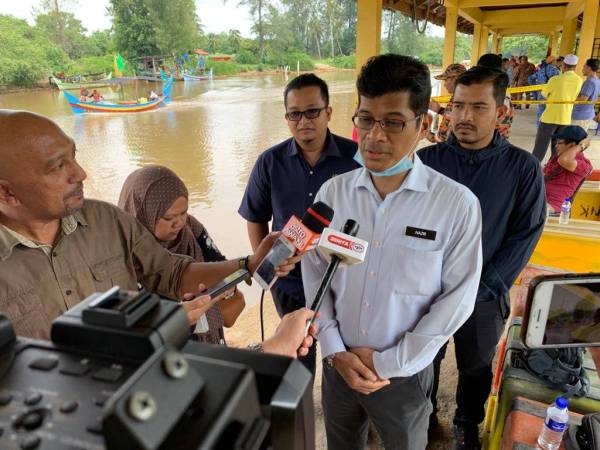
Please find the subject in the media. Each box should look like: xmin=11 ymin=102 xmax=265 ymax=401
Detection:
xmin=285 ymin=107 xmax=327 ymax=121
xmin=352 ymin=114 xmax=422 ymax=133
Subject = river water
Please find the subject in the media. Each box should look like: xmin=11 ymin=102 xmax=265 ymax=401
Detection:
xmin=1 ymin=72 xmax=361 ymax=303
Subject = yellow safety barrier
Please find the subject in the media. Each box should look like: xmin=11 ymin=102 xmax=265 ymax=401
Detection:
xmin=431 ymin=84 xmax=544 ymax=104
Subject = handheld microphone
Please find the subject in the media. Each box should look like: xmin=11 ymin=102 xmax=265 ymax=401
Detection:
xmin=253 ymin=201 xmax=334 ymax=290
xmin=305 ymin=219 xmax=368 ymax=335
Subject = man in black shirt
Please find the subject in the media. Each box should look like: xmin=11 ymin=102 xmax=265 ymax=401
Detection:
xmin=418 ymin=67 xmax=546 ymax=449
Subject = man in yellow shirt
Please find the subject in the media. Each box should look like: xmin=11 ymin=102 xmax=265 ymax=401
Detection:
xmin=532 ymin=54 xmax=583 ymax=161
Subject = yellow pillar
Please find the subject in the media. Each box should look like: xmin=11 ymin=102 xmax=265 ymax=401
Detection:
xmin=442 ymin=3 xmax=458 ymax=69
xmin=441 ymin=3 xmax=458 ymax=95
xmin=550 ymin=32 xmax=560 ymax=56
xmin=498 ymin=36 xmax=504 ymax=55
xmin=560 ymin=17 xmax=578 ymax=56
xmin=491 ymin=33 xmax=498 ymax=54
xmin=355 ymin=0 xmax=382 ymax=75
xmin=577 ymin=0 xmax=599 ymax=73
xmin=478 ymin=25 xmax=490 ymax=60
xmin=471 ymin=22 xmax=482 ymax=65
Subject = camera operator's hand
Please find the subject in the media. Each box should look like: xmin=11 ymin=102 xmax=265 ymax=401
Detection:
xmin=180 ymin=283 xmax=230 ymax=325
xmin=247 ymin=232 xmax=302 ymax=277
xmin=263 ymin=308 xmax=318 ymax=358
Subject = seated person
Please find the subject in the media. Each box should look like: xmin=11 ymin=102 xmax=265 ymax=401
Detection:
xmin=118 ymin=165 xmax=245 ymax=344
xmin=148 ymin=90 xmax=159 ymax=100
xmin=544 ymin=126 xmax=593 ymax=213
xmin=79 ymin=87 xmax=90 ymax=102
xmin=90 ymin=89 xmax=103 ymax=103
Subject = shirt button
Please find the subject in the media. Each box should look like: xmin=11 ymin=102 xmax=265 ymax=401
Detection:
xmin=373 ymin=241 xmax=380 ymax=247
xmin=361 ymin=329 xmax=368 ymax=335
xmin=309 ymin=171 xmax=313 ymax=175
xmin=369 ymin=271 xmax=375 ymax=277
xmin=52 ymin=252 xmax=58 ymax=257
xmin=65 ymin=290 xmax=72 ymax=296
xmin=308 ymin=193 xmax=313 ymax=197
xmin=365 ymin=302 xmax=370 ymax=307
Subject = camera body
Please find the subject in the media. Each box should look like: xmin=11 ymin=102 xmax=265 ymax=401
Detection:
xmin=0 ymin=288 xmax=314 ymax=450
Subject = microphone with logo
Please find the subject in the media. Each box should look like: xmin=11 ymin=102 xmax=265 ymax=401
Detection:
xmin=253 ymin=201 xmax=334 ymax=290
xmin=305 ymin=219 xmax=368 ymax=334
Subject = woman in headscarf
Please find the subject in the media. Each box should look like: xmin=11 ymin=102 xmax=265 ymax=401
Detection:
xmin=118 ymin=165 xmax=245 ymax=344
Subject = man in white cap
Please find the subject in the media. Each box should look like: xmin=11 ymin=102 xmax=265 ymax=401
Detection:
xmin=532 ymin=54 xmax=583 ymax=161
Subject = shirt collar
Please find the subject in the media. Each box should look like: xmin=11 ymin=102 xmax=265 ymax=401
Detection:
xmin=287 ymin=130 xmax=342 ymax=159
xmin=0 ymin=211 xmax=87 ymax=261
xmin=354 ymin=153 xmax=431 ymax=197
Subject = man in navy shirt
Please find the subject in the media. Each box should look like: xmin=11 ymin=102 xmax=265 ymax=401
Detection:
xmin=418 ymin=67 xmax=546 ymax=449
xmin=238 ymin=74 xmax=358 ymax=373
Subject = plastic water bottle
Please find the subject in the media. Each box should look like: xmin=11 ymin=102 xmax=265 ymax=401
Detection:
xmin=559 ymin=198 xmax=571 ymax=224
xmin=537 ymin=396 xmax=569 ymax=450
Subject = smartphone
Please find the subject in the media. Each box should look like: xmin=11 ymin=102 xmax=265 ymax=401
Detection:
xmin=192 ymin=269 xmax=249 ymax=334
xmin=253 ymin=238 xmax=295 ymax=290
xmin=523 ymin=273 xmax=600 ymax=348
xmin=199 ymin=269 xmax=250 ymax=300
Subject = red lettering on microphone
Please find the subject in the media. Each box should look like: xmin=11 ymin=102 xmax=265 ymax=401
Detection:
xmin=327 ymin=235 xmax=364 ymax=253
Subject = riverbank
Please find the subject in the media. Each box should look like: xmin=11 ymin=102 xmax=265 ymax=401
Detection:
xmin=0 ymin=65 xmax=356 ymax=94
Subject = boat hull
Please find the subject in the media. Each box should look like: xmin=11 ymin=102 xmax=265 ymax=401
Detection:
xmin=63 ymin=78 xmax=173 ymax=114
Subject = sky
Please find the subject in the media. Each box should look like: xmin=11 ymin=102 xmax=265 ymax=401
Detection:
xmin=0 ymin=0 xmax=254 ymax=36
xmin=0 ymin=0 xmax=444 ymax=39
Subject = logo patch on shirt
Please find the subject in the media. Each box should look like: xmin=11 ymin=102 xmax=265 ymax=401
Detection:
xmin=405 ymin=226 xmax=437 ymax=241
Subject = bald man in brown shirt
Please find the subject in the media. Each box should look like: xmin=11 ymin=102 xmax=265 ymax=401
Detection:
xmin=0 ymin=110 xmax=306 ymax=353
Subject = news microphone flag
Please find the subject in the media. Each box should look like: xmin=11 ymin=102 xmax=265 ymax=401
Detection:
xmin=253 ymin=202 xmax=334 ymax=290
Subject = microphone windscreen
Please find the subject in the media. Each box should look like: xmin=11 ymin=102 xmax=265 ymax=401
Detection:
xmin=302 ymin=201 xmax=334 ymax=234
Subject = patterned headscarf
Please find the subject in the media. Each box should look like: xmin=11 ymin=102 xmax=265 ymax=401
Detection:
xmin=118 ymin=165 xmax=206 ymax=262
xmin=118 ymin=165 xmax=225 ymax=344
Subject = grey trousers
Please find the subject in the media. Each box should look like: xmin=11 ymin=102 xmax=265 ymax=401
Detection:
xmin=532 ymin=122 xmax=567 ymax=162
xmin=322 ymin=362 xmax=434 ymax=450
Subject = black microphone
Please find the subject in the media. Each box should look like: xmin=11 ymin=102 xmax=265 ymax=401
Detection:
xmin=305 ymin=219 xmax=360 ymax=335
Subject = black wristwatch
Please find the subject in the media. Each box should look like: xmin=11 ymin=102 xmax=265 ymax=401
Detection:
xmin=239 ymin=255 xmax=252 ymax=285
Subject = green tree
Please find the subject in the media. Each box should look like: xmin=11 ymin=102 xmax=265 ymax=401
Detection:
xmin=109 ymin=0 xmax=159 ymax=58
xmin=502 ymin=35 xmax=549 ymax=63
xmin=228 ymin=29 xmax=242 ymax=54
xmin=86 ymin=30 xmax=115 ymax=56
xmin=145 ymin=0 xmax=199 ymax=54
xmin=0 ymin=14 xmax=70 ymax=86
xmin=35 ymin=11 xmax=88 ymax=59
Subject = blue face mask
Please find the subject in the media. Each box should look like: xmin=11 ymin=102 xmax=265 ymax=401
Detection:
xmin=353 ymin=149 xmax=414 ymax=177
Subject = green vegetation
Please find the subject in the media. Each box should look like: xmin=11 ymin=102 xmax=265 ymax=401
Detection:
xmin=0 ymin=0 xmax=553 ymax=88
xmin=322 ymin=55 xmax=355 ymax=69
xmin=503 ymin=35 xmax=550 ymax=63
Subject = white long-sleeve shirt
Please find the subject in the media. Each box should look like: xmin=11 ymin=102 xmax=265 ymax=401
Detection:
xmin=302 ymin=155 xmax=483 ymax=379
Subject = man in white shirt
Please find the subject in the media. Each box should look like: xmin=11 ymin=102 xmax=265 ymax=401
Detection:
xmin=302 ymin=54 xmax=483 ymax=450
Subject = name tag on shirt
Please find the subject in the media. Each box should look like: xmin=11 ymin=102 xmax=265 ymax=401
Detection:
xmin=405 ymin=226 xmax=437 ymax=241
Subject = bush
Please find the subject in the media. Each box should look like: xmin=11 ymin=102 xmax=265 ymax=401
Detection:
xmin=322 ymin=54 xmax=355 ymax=69
xmin=70 ymin=55 xmax=114 ymax=76
xmin=206 ymin=60 xmax=241 ymax=76
xmin=0 ymin=15 xmax=71 ymax=86
xmin=236 ymin=49 xmax=259 ymax=65
xmin=281 ymin=52 xmax=315 ymax=71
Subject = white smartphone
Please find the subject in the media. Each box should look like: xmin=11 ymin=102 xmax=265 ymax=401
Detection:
xmin=524 ymin=274 xmax=600 ymax=348
xmin=252 ymin=238 xmax=295 ymax=290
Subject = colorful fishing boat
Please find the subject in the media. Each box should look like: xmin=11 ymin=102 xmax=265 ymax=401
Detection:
xmin=51 ymin=73 xmax=113 ymax=90
xmin=63 ymin=78 xmax=173 ymax=114
xmin=183 ymin=68 xmax=213 ymax=81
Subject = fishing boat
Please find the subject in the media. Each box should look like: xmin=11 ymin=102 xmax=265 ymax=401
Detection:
xmin=183 ymin=68 xmax=213 ymax=81
xmin=51 ymin=73 xmax=113 ymax=90
xmin=63 ymin=78 xmax=173 ymax=114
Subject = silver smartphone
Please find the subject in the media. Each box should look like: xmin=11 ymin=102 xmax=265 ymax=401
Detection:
xmin=252 ymin=238 xmax=295 ymax=290
xmin=524 ymin=274 xmax=600 ymax=348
